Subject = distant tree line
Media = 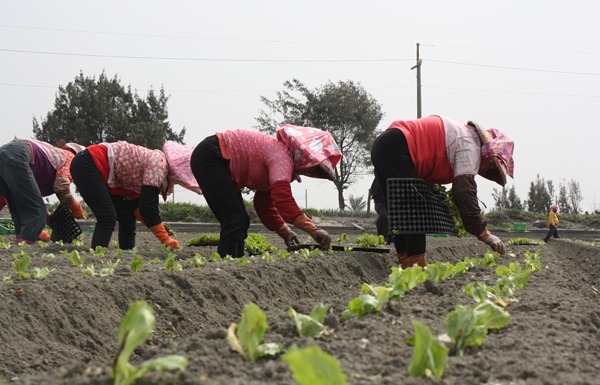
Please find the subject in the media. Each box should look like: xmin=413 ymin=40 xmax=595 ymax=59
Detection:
xmin=492 ymin=174 xmax=584 ymax=214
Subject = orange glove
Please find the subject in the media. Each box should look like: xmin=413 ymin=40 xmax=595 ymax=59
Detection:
xmin=68 ymin=200 xmax=84 ymax=219
xmin=133 ymin=208 xmax=145 ymax=224
xmin=149 ymin=223 xmax=179 ymax=249
xmin=292 ymin=213 xmax=318 ymax=234
xmin=38 ymin=230 xmax=50 ymax=242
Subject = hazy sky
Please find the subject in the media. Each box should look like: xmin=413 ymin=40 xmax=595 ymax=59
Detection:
xmin=2 ymin=1 xmax=599 ymax=212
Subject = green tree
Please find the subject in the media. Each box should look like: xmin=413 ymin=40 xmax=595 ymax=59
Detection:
xmin=525 ymin=175 xmax=553 ymax=213
xmin=33 ymin=71 xmax=185 ymax=149
xmin=507 ymin=185 xmax=523 ymax=210
xmin=492 ymin=187 xmax=509 ymax=210
xmin=568 ymin=179 xmax=583 ymax=214
xmin=557 ymin=181 xmax=571 ymax=214
xmin=255 ymin=79 xmax=384 ymax=210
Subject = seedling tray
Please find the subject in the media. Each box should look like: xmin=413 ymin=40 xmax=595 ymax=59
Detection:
xmin=288 ymin=244 xmax=390 ymax=253
xmin=387 ymin=178 xmax=457 ymax=235
xmin=49 ymin=204 xmax=82 ymax=243
xmin=0 ymin=218 xmax=15 ymax=235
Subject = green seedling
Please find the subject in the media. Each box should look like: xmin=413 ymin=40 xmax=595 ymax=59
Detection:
xmin=236 ymin=256 xmax=250 ymax=264
xmin=444 ymin=300 xmax=510 ymax=356
xmin=92 ymin=245 xmax=108 ymax=258
xmin=112 ymin=300 xmax=188 ymax=385
xmin=164 ymin=253 xmax=182 ymax=271
xmin=355 ymin=233 xmax=385 ymax=247
xmin=505 ymin=237 xmax=545 ymax=246
xmin=130 ymin=256 xmax=144 ymax=272
xmin=342 ymin=293 xmax=381 ymax=319
xmin=407 ymin=320 xmax=448 ymax=380
xmin=187 ymin=253 xmax=206 ymax=267
xmin=425 ymin=262 xmax=455 ymax=282
xmin=0 ymin=241 xmax=11 ymax=250
xmin=335 ymin=233 xmax=349 ymax=245
xmin=496 ymin=262 xmax=532 ymax=290
xmin=523 ymin=249 xmax=542 ymax=271
xmin=260 ymin=252 xmax=275 ymax=262
xmin=30 ymin=267 xmax=53 ymax=279
xmin=69 ymin=250 xmax=84 ymax=268
xmin=187 ymin=233 xmax=220 ymax=246
xmin=227 ymin=303 xmax=282 ymax=362
xmin=288 ymin=303 xmax=330 ymax=338
xmin=244 ymin=233 xmax=276 ymax=254
xmin=283 ymin=346 xmax=347 ymax=385
xmin=361 ymin=282 xmax=405 ymax=304
xmin=42 ymin=253 xmax=57 ymax=260
xmin=12 ymin=251 xmax=31 ymax=279
xmin=278 ymin=249 xmax=291 ymax=259
xmin=83 ymin=264 xmax=96 ymax=277
xmin=210 ymin=252 xmax=221 ymax=261
xmin=388 ymin=265 xmax=427 ymax=290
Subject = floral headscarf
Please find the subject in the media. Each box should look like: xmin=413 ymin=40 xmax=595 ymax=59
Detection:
xmin=468 ymin=121 xmax=514 ymax=186
xmin=276 ymin=124 xmax=342 ymax=181
xmin=162 ymin=141 xmax=202 ymax=195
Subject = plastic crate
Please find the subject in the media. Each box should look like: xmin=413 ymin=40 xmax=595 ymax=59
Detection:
xmin=387 ymin=178 xmax=457 ymax=235
xmin=0 ymin=218 xmax=16 ymax=235
xmin=49 ymin=204 xmax=82 ymax=243
xmin=514 ymin=222 xmax=526 ymax=232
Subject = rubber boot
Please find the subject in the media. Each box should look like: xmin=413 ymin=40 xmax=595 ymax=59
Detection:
xmin=399 ymin=253 xmax=427 ymax=269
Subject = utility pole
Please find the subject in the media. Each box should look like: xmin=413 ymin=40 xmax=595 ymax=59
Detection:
xmin=410 ymin=43 xmax=423 ymax=118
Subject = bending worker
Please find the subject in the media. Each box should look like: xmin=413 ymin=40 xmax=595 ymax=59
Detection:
xmin=70 ymin=141 xmax=185 ymax=250
xmin=191 ymin=124 xmax=342 ymax=258
xmin=371 ymin=115 xmax=514 ymax=268
xmin=0 ymin=139 xmax=85 ymax=244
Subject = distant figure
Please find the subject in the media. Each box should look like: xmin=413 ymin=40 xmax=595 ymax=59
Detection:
xmin=370 ymin=177 xmax=391 ymax=243
xmin=544 ymin=205 xmax=560 ymax=242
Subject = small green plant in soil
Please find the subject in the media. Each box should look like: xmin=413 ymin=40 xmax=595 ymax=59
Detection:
xmin=227 ymin=303 xmax=283 ymax=362
xmin=444 ymin=300 xmax=510 ymax=356
xmin=112 ymin=300 xmax=188 ymax=385
xmin=505 ymin=237 xmax=545 ymax=246
xmin=288 ymin=303 xmax=330 ymax=338
xmin=355 ymin=233 xmax=384 ymax=247
xmin=130 ymin=256 xmax=144 ymax=272
xmin=283 ymin=345 xmax=347 ymax=385
xmin=406 ymin=320 xmax=449 ymax=380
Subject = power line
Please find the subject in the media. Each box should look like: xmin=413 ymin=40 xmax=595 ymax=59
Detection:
xmin=421 ymin=43 xmax=600 ymax=56
xmin=0 ymin=48 xmax=413 ymax=62
xmin=0 ymin=24 xmax=414 ymax=47
xmin=2 ymin=82 xmax=598 ymax=99
xmin=427 ymin=59 xmax=600 ymax=76
xmin=424 ymin=85 xmax=600 ymax=98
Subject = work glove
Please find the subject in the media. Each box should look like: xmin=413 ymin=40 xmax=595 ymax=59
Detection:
xmin=310 ymin=229 xmax=332 ymax=250
xmin=68 ymin=200 xmax=84 ymax=219
xmin=149 ymin=223 xmax=180 ymax=249
xmin=133 ymin=208 xmax=145 ymax=224
xmin=38 ymin=230 xmax=51 ymax=243
xmin=478 ymin=228 xmax=505 ymax=255
xmin=276 ymin=225 xmax=300 ymax=247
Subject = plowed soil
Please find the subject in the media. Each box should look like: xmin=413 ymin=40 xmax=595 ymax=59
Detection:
xmin=0 ymin=229 xmax=599 ymax=385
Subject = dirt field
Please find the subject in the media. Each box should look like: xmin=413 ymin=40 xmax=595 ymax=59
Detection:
xmin=0 ymin=227 xmax=599 ymax=385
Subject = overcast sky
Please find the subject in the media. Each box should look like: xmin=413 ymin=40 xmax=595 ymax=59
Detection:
xmin=2 ymin=1 xmax=599 ymax=212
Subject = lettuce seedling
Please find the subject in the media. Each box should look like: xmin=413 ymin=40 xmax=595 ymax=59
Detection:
xmin=355 ymin=233 xmax=385 ymax=247
xmin=288 ymin=303 xmax=330 ymax=338
xmin=30 ymin=267 xmax=53 ymax=279
xmin=283 ymin=346 xmax=347 ymax=385
xmin=112 ymin=301 xmax=188 ymax=385
xmin=164 ymin=253 xmax=182 ymax=271
xmin=407 ymin=320 xmax=448 ymax=380
xmin=342 ymin=294 xmax=381 ymax=319
xmin=388 ymin=265 xmax=427 ymax=290
xmin=445 ymin=300 xmax=510 ymax=356
xmin=227 ymin=303 xmax=282 ymax=362
xmin=523 ymin=250 xmax=542 ymax=271
xmin=69 ymin=250 xmax=84 ymax=268
xmin=130 ymin=256 xmax=143 ymax=272
xmin=12 ymin=251 xmax=31 ymax=279
xmin=187 ymin=253 xmax=207 ymax=267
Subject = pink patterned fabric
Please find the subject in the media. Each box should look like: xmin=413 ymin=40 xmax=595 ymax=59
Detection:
xmin=220 ymin=130 xmax=294 ymax=191
xmin=163 ymin=141 xmax=202 ymax=195
xmin=106 ymin=141 xmax=169 ymax=195
xmin=276 ymin=125 xmax=342 ymax=181
xmin=479 ymin=128 xmax=514 ymax=186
